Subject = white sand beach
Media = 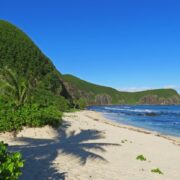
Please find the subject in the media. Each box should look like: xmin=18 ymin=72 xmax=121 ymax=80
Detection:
xmin=1 ymin=110 xmax=180 ymax=180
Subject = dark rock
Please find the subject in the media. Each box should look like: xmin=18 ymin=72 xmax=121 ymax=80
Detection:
xmin=145 ymin=112 xmax=158 ymax=116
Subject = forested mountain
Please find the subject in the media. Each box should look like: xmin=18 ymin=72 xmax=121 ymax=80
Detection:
xmin=0 ymin=20 xmax=71 ymax=109
xmin=63 ymin=74 xmax=180 ymax=105
xmin=0 ymin=20 xmax=179 ymax=106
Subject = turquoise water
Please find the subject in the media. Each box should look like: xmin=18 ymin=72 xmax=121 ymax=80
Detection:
xmin=88 ymin=105 xmax=180 ymax=137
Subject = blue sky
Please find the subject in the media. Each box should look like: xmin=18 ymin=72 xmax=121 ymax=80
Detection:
xmin=1 ymin=0 xmax=180 ymax=92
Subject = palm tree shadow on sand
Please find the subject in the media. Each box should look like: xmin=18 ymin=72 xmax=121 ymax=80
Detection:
xmin=10 ymin=121 xmax=120 ymax=180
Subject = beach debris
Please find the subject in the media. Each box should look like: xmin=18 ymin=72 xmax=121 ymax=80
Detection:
xmin=139 ymin=168 xmax=145 ymax=172
xmin=121 ymin=139 xmax=128 ymax=144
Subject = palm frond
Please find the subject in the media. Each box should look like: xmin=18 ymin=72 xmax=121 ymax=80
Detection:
xmin=0 ymin=67 xmax=30 ymax=107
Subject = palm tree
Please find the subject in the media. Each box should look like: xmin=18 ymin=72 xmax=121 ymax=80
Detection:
xmin=0 ymin=67 xmax=30 ymax=108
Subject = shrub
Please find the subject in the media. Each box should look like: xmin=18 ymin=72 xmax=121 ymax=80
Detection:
xmin=0 ymin=103 xmax=63 ymax=133
xmin=0 ymin=102 xmax=24 ymax=133
xmin=23 ymin=104 xmax=63 ymax=127
xmin=0 ymin=141 xmax=24 ymax=180
xmin=32 ymin=89 xmax=70 ymax=112
xmin=74 ymin=98 xmax=87 ymax=109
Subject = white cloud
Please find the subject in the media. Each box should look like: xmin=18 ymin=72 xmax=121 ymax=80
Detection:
xmin=118 ymin=86 xmax=180 ymax=93
xmin=118 ymin=87 xmax=153 ymax=92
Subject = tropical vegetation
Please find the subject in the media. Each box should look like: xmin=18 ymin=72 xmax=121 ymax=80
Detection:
xmin=0 ymin=19 xmax=176 ymax=179
xmin=0 ymin=141 xmax=24 ymax=180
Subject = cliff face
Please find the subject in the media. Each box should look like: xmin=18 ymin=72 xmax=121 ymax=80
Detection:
xmin=95 ymin=94 xmax=112 ymax=105
xmin=139 ymin=95 xmax=180 ymax=105
xmin=62 ymin=74 xmax=120 ymax=105
xmin=63 ymin=81 xmax=112 ymax=105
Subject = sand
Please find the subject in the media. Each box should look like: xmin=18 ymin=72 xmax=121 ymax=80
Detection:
xmin=1 ymin=110 xmax=180 ymax=180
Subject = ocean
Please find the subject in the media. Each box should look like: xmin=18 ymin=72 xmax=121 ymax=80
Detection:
xmin=87 ymin=105 xmax=180 ymax=137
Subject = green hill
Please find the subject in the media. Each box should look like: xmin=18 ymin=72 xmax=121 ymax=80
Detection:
xmin=63 ymin=74 xmax=180 ymax=105
xmin=0 ymin=20 xmax=71 ymax=109
xmin=0 ymin=20 xmax=179 ymax=106
xmin=63 ymin=74 xmax=122 ymax=104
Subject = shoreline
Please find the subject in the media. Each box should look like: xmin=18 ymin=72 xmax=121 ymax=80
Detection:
xmin=1 ymin=110 xmax=179 ymax=145
xmin=86 ymin=110 xmax=180 ymax=146
xmin=1 ymin=110 xmax=180 ymax=179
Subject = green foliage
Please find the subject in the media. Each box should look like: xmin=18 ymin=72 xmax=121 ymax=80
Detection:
xmin=0 ymin=20 xmax=71 ymax=107
xmin=22 ymin=104 xmax=63 ymax=128
xmin=63 ymin=74 xmax=121 ymax=104
xmin=0 ymin=102 xmax=62 ymax=133
xmin=151 ymin=168 xmax=164 ymax=175
xmin=0 ymin=67 xmax=31 ymax=108
xmin=0 ymin=60 xmax=66 ymax=134
xmin=32 ymin=88 xmax=69 ymax=112
xmin=0 ymin=141 xmax=24 ymax=180
xmin=0 ymin=20 xmax=54 ymax=80
xmin=74 ymin=98 xmax=87 ymax=109
xmin=0 ymin=20 xmax=72 ymax=133
xmin=136 ymin=155 xmax=147 ymax=161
